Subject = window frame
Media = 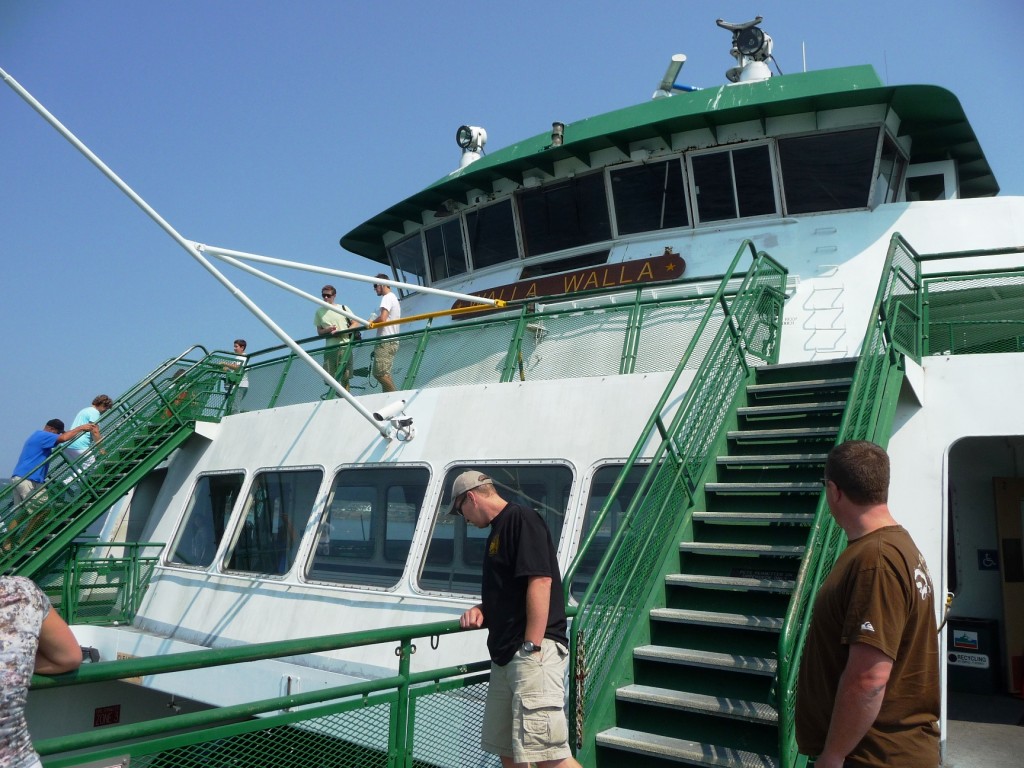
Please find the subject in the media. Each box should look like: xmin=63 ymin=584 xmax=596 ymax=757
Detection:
xmin=165 ymin=470 xmax=247 ymax=570
xmin=305 ymin=463 xmax=433 ymax=591
xmin=686 ymin=140 xmax=781 ymax=226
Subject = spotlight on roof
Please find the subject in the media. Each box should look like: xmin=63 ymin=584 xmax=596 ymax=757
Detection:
xmin=456 ymin=125 xmax=487 ymax=169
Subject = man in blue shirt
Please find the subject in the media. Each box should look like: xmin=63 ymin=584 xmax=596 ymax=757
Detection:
xmin=8 ymin=418 xmax=98 ymax=542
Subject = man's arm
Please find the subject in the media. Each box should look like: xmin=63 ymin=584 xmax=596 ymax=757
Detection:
xmin=524 ymin=575 xmax=552 ymax=648
xmin=56 ymin=423 xmax=99 ymax=444
xmin=816 ymin=642 xmax=894 ymax=768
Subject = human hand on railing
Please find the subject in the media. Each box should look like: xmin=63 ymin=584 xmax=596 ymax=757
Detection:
xmin=459 ymin=605 xmax=485 ymax=629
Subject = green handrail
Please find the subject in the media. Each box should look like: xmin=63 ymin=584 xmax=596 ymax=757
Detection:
xmin=31 ymin=617 xmax=483 ymax=768
xmin=776 ymin=233 xmax=922 ymax=768
xmin=563 ymin=240 xmax=788 ymax=757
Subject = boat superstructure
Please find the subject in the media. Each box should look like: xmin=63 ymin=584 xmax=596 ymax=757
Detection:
xmin=3 ymin=16 xmax=1024 ymax=768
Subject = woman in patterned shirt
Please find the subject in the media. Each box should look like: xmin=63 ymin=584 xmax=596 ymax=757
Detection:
xmin=1 ymin=577 xmax=82 ymax=768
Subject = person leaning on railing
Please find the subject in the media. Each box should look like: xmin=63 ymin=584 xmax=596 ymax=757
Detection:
xmin=0 ymin=576 xmax=82 ymax=768
xmin=6 ymin=419 xmax=98 ymax=546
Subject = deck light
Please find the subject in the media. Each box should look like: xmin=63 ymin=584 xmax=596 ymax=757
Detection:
xmin=456 ymin=125 xmax=488 ymax=170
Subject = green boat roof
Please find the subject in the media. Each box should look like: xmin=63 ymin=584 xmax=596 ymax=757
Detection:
xmin=341 ymin=65 xmax=998 ymax=262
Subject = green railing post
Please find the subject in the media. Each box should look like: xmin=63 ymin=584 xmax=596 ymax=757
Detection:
xmin=500 ymin=307 xmax=530 ymax=382
xmin=403 ymin=319 xmax=434 ymax=389
xmin=391 ymin=637 xmax=414 ymax=768
xmin=267 ymin=350 xmax=296 ymax=408
xmin=618 ymin=285 xmax=645 ymax=374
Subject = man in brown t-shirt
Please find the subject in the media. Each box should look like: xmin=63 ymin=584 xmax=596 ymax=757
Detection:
xmin=796 ymin=441 xmax=939 ymax=768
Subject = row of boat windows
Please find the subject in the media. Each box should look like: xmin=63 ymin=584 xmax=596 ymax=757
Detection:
xmin=167 ymin=463 xmax=645 ymax=597
xmin=388 ymin=127 xmax=906 ymax=288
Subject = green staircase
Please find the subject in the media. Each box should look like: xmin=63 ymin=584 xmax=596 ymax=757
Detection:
xmin=594 ymin=357 xmax=856 ymax=767
xmin=1 ymin=348 xmax=232 ymax=578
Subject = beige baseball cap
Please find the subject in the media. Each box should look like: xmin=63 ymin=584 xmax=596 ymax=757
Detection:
xmin=448 ymin=470 xmax=492 ymax=515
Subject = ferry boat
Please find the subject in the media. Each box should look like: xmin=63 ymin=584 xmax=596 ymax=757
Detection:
xmin=2 ymin=16 xmax=1023 ymax=768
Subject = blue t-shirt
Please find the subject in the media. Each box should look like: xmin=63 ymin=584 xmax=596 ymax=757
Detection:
xmin=11 ymin=432 xmax=60 ymax=482
xmin=67 ymin=406 xmax=100 ymax=451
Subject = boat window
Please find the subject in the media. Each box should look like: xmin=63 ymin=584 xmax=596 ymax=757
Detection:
xmin=611 ymin=160 xmax=689 ymax=235
xmin=387 ymin=235 xmax=427 ymax=296
xmin=167 ymin=472 xmax=245 ymax=568
xmin=690 ymin=144 xmax=777 ymax=223
xmin=517 ymin=172 xmax=611 ymax=257
xmin=466 ymin=199 xmax=518 ymax=270
xmin=569 ymin=464 xmax=648 ymax=601
xmin=418 ymin=464 xmax=573 ymax=595
xmin=778 ymin=128 xmax=879 ymax=214
xmin=874 ymin=133 xmax=907 ymax=206
xmin=425 ymin=218 xmax=468 ymax=282
xmin=307 ymin=466 xmax=429 ymax=588
xmin=225 ymin=469 xmax=323 ymax=576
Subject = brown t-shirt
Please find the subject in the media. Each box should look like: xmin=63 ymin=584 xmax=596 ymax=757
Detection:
xmin=795 ymin=525 xmax=940 ymax=767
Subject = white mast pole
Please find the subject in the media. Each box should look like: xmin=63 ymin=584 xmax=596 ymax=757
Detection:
xmin=0 ymin=66 xmax=390 ymax=437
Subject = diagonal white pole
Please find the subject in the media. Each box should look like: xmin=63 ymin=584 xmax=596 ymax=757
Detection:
xmin=1 ymin=65 xmax=390 ymax=437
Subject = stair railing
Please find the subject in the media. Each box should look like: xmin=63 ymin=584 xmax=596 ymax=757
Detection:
xmin=776 ymin=233 xmax=922 ymax=767
xmin=1 ymin=349 xmax=233 ymax=577
xmin=563 ymin=241 xmax=788 ymax=756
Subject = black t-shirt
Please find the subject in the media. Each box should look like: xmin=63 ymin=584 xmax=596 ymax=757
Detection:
xmin=481 ymin=502 xmax=569 ymax=666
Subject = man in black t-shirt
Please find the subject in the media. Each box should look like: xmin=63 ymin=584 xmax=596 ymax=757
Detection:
xmin=454 ymin=470 xmax=579 ymax=768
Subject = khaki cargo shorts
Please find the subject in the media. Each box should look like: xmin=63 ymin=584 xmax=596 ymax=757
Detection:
xmin=481 ymin=639 xmax=572 ymax=764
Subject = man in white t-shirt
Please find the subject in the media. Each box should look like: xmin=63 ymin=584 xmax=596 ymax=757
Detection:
xmin=371 ymin=274 xmax=401 ymax=392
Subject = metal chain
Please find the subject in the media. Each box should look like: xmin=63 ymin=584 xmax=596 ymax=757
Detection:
xmin=574 ymin=629 xmax=587 ymax=749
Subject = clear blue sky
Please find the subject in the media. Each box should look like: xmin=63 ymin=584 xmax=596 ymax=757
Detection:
xmin=2 ymin=0 xmax=1022 ymax=468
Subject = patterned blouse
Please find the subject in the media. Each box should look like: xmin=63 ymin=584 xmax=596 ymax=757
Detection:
xmin=0 ymin=576 xmax=50 ymax=768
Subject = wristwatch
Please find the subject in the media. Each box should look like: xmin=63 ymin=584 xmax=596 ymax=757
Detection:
xmin=521 ymin=641 xmax=541 ymax=654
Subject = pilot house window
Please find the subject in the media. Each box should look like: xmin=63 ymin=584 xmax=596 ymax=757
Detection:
xmin=778 ymin=128 xmax=879 ymax=214
xmin=426 ymin=218 xmax=468 ymax=282
xmin=611 ymin=160 xmax=690 ymax=235
xmin=518 ymin=172 xmax=611 ymax=257
xmin=690 ymin=144 xmax=777 ymax=223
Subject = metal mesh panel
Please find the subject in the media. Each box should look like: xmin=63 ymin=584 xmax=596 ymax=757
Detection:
xmin=128 ymin=699 xmax=393 ymax=768
xmin=634 ymin=299 xmax=717 ymax=373
xmin=519 ymin=308 xmax=629 ymax=380
xmin=925 ymin=271 xmax=1024 ymax=355
xmin=403 ymin=322 xmax=513 ymax=388
xmin=410 ymin=679 xmax=497 ymax=768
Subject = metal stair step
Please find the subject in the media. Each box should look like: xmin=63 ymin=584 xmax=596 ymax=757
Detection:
xmin=650 ymin=608 xmax=783 ymax=632
xmin=634 ymin=645 xmax=777 ymax=676
xmin=716 ymin=453 xmax=827 ymax=466
xmin=666 ymin=573 xmax=795 ymax=594
xmin=736 ymin=401 xmax=846 ymax=417
xmin=705 ymin=481 xmax=820 ymax=493
xmin=727 ymin=426 xmax=838 ymax=441
xmin=746 ymin=377 xmax=853 ymax=395
xmin=596 ymin=726 xmax=778 ymax=767
xmin=693 ymin=511 xmax=815 ymax=524
xmin=617 ymin=684 xmax=778 ymax=724
xmin=679 ymin=541 xmax=805 ymax=557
